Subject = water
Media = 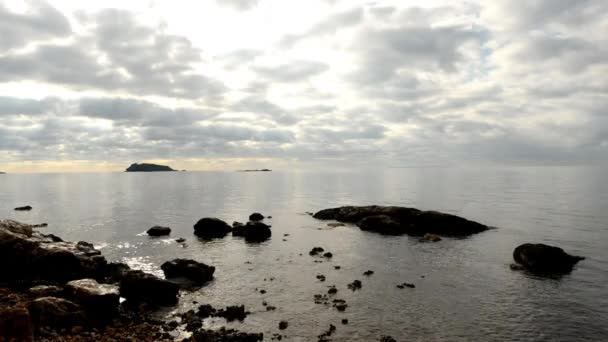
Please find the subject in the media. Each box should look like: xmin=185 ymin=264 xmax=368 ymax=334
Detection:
xmin=1 ymin=167 xmax=607 ymax=341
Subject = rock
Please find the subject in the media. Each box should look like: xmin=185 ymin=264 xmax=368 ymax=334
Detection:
xmin=66 ymin=279 xmax=119 ymax=317
xmin=196 ymin=304 xmax=216 ymax=318
xmin=513 ymin=243 xmax=585 ymax=274
xmin=334 ymin=266 xmax=341 ymax=270
xmin=0 ymin=220 xmax=107 ymax=283
xmin=309 ymin=247 xmax=324 ymax=256
xmin=422 ymin=233 xmax=442 ymax=242
xmin=328 ymin=286 xmax=337 ymax=295
xmin=278 ymin=321 xmax=288 ymax=330
xmin=193 ymin=218 xmax=232 ymax=238
xmin=327 ymin=222 xmax=346 ymax=227
xmin=313 ymin=205 xmax=489 ymax=237
xmin=161 ymin=259 xmax=215 ymax=285
xmin=341 ymin=319 xmax=348 ymax=325
xmin=347 ymin=280 xmax=362 ymax=291
xmin=14 ymin=206 xmax=33 ymax=211
xmin=119 ymin=270 xmax=179 ymax=306
xmin=28 ymin=285 xmax=64 ymax=298
xmin=104 ymin=262 xmax=131 ymax=282
xmin=232 ymin=221 xmax=272 ymax=242
xmin=380 ymin=336 xmax=397 ymax=342
xmin=363 ymin=270 xmax=374 ymax=276
xmin=214 ymin=305 xmax=248 ymax=321
xmin=397 ymin=282 xmax=415 ymax=289
xmin=29 ymin=297 xmax=87 ymax=329
xmin=190 ymin=327 xmax=263 ymax=341
xmin=233 ymin=221 xmax=244 ymax=228
xmin=316 ymin=274 xmax=326 ymax=282
xmin=266 ymin=306 xmax=276 ymax=311
xmin=175 ymin=238 xmax=186 ymax=243
xmin=147 ymin=226 xmax=171 ymax=236
xmin=323 ymin=252 xmax=333 ymax=258
xmin=0 ymin=294 xmax=34 ymax=341
xmin=318 ymin=324 xmax=337 ymax=341
xmin=32 ymin=223 xmax=48 ymax=228
xmin=125 ymin=163 xmax=176 ymax=172
xmin=249 ymin=213 xmax=265 ymax=222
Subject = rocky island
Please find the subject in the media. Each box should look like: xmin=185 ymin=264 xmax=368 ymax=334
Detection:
xmin=238 ymin=169 xmax=271 ymax=172
xmin=125 ymin=163 xmax=176 ymax=172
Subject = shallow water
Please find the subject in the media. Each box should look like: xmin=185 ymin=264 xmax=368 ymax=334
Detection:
xmin=1 ymin=167 xmax=608 ymax=341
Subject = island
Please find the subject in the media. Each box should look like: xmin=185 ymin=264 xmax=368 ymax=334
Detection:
xmin=0 ymin=172 xmax=5 ymax=174
xmin=125 ymin=163 xmax=176 ymax=172
xmin=238 ymin=169 xmax=272 ymax=172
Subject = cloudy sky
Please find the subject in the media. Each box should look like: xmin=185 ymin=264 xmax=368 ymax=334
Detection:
xmin=0 ymin=0 xmax=607 ymax=172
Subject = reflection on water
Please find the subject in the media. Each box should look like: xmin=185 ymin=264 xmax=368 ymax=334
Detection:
xmin=1 ymin=167 xmax=608 ymax=341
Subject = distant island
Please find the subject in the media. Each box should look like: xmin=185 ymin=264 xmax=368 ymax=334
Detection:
xmin=125 ymin=163 xmax=177 ymax=172
xmin=0 ymin=172 xmax=5 ymax=174
xmin=238 ymin=169 xmax=272 ymax=172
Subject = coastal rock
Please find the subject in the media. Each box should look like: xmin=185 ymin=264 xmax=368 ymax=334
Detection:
xmin=513 ymin=243 xmax=585 ymax=274
xmin=189 ymin=327 xmax=263 ymax=341
xmin=28 ymin=285 xmax=64 ymax=298
xmin=125 ymin=163 xmax=176 ymax=172
xmin=314 ymin=205 xmax=488 ymax=237
xmin=249 ymin=213 xmax=265 ymax=222
xmin=422 ymin=233 xmax=442 ymax=242
xmin=14 ymin=206 xmax=33 ymax=211
xmin=161 ymin=259 xmax=215 ymax=285
xmin=66 ymin=279 xmax=119 ymax=317
xmin=193 ymin=218 xmax=232 ymax=238
xmin=232 ymin=221 xmax=272 ymax=242
xmin=0 ymin=220 xmax=107 ymax=283
xmin=147 ymin=226 xmax=171 ymax=236
xmin=119 ymin=270 xmax=179 ymax=306
xmin=29 ymin=297 xmax=87 ymax=329
xmin=0 ymin=293 xmax=34 ymax=342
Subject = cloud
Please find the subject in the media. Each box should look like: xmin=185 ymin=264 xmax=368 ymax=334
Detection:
xmin=217 ymin=0 xmax=260 ymax=11
xmin=280 ymin=7 xmax=363 ymax=47
xmin=253 ymin=61 xmax=329 ymax=82
xmin=0 ymin=0 xmax=71 ymax=52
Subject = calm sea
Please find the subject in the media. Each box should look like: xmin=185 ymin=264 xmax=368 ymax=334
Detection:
xmin=1 ymin=167 xmax=607 ymax=341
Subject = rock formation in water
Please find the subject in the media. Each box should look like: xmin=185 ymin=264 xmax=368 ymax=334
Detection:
xmin=232 ymin=221 xmax=272 ymax=242
xmin=161 ymin=259 xmax=215 ymax=285
xmin=238 ymin=169 xmax=272 ymax=172
xmin=193 ymin=217 xmax=232 ymax=238
xmin=14 ymin=206 xmax=32 ymax=211
xmin=125 ymin=163 xmax=176 ymax=172
xmin=313 ymin=205 xmax=489 ymax=237
xmin=146 ymin=225 xmax=171 ymax=236
xmin=512 ymin=243 xmax=584 ymax=274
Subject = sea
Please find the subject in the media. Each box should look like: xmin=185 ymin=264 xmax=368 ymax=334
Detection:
xmin=1 ymin=166 xmax=607 ymax=341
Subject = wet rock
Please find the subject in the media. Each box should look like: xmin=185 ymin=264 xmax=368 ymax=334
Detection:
xmin=66 ymin=278 xmax=119 ymax=317
xmin=333 ymin=299 xmax=347 ymax=311
xmin=278 ymin=321 xmax=288 ymax=330
xmin=119 ymin=270 xmax=179 ymax=306
xmin=318 ymin=324 xmax=336 ymax=342
xmin=323 ymin=252 xmax=333 ymax=258
xmin=363 ymin=270 xmax=374 ymax=276
xmin=193 ymin=218 xmax=232 ymax=239
xmin=104 ymin=262 xmax=130 ymax=282
xmin=0 ymin=295 xmax=34 ymax=341
xmin=196 ymin=304 xmax=216 ymax=318
xmin=380 ymin=336 xmax=397 ymax=342
xmin=266 ymin=305 xmax=276 ymax=311
xmin=327 ymin=222 xmax=345 ymax=227
xmin=328 ymin=286 xmax=337 ymax=295
xmin=422 ymin=233 xmax=442 ymax=242
xmin=233 ymin=221 xmax=244 ymax=228
xmin=314 ymin=294 xmax=329 ymax=305
xmin=249 ymin=213 xmax=265 ymax=222
xmin=147 ymin=226 xmax=171 ymax=236
xmin=15 ymin=206 xmax=33 ymax=211
xmin=232 ymin=221 xmax=272 ymax=242
xmin=334 ymin=266 xmax=341 ymax=270
xmin=161 ymin=258 xmax=215 ymax=285
xmin=39 ymin=233 xmax=63 ymax=242
xmin=28 ymin=285 xmax=64 ymax=298
xmin=260 ymin=289 xmax=266 ymax=294
xmin=513 ymin=243 xmax=585 ymax=274
xmin=396 ymin=282 xmax=415 ymax=289
xmin=175 ymin=238 xmax=186 ymax=243
xmin=316 ymin=274 xmax=326 ymax=281
xmin=313 ymin=205 xmax=489 ymax=237
xmin=214 ymin=305 xmax=248 ymax=322
xmin=29 ymin=297 xmax=87 ymax=329
xmin=32 ymin=223 xmax=48 ymax=228
xmin=347 ymin=280 xmax=362 ymax=291
xmin=188 ymin=327 xmax=263 ymax=342
xmin=309 ymin=247 xmax=324 ymax=256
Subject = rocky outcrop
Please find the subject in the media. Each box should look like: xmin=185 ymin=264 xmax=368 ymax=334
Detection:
xmin=193 ymin=217 xmax=232 ymax=238
xmin=119 ymin=270 xmax=179 ymax=306
xmin=0 ymin=290 xmax=34 ymax=342
xmin=232 ymin=221 xmax=271 ymax=242
xmin=66 ymin=279 xmax=119 ymax=317
xmin=14 ymin=206 xmax=33 ymax=211
xmin=125 ymin=163 xmax=176 ymax=172
xmin=29 ymin=297 xmax=87 ymax=329
xmin=422 ymin=233 xmax=442 ymax=242
xmin=512 ymin=243 xmax=585 ymax=274
xmin=28 ymin=285 xmax=64 ymax=298
xmin=147 ymin=226 xmax=171 ymax=236
xmin=0 ymin=220 xmax=107 ymax=283
xmin=313 ymin=206 xmax=489 ymax=237
xmin=161 ymin=259 xmax=215 ymax=285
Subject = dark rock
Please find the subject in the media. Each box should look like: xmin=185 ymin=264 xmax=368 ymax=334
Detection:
xmin=28 ymin=285 xmax=64 ymax=298
xmin=316 ymin=274 xmax=326 ymax=282
xmin=29 ymin=297 xmax=87 ymax=329
xmin=363 ymin=270 xmax=374 ymax=276
xmin=214 ymin=305 xmax=248 ymax=322
xmin=309 ymin=247 xmax=324 ymax=256
xmin=193 ymin=218 xmax=232 ymax=238
xmin=119 ymin=270 xmax=179 ymax=306
xmin=125 ymin=163 xmax=176 ymax=172
xmin=266 ymin=305 xmax=276 ymax=311
xmin=232 ymin=221 xmax=272 ymax=242
xmin=322 ymin=252 xmax=333 ymax=258
xmin=327 ymin=222 xmax=346 ymax=227
xmin=318 ymin=324 xmax=336 ymax=342
xmin=14 ymin=206 xmax=33 ymax=211
xmin=0 ymin=295 xmax=34 ymax=341
xmin=249 ymin=213 xmax=265 ymax=222
xmin=233 ymin=221 xmax=244 ymax=228
xmin=147 ymin=226 xmax=171 ymax=236
xmin=161 ymin=259 xmax=215 ymax=285
xmin=196 ymin=304 xmax=216 ymax=318
xmin=513 ymin=243 xmax=585 ymax=274
xmin=380 ymin=336 xmax=397 ymax=342
xmin=347 ymin=280 xmax=362 ymax=291
xmin=40 ymin=233 xmax=63 ymax=242
xmin=422 ymin=233 xmax=442 ymax=242
xmin=313 ymin=205 xmax=489 ymax=237
xmin=175 ymin=238 xmax=186 ymax=243
xmin=66 ymin=278 xmax=119 ymax=317
xmin=32 ymin=223 xmax=48 ymax=228
xmin=189 ymin=327 xmax=263 ymax=341
xmin=278 ymin=321 xmax=288 ymax=330
xmin=104 ymin=262 xmax=131 ymax=282
xmin=328 ymin=286 xmax=337 ymax=295
xmin=260 ymin=289 xmax=266 ymax=294
xmin=397 ymin=282 xmax=415 ymax=289
xmin=341 ymin=319 xmax=348 ymax=325
xmin=334 ymin=266 xmax=341 ymax=270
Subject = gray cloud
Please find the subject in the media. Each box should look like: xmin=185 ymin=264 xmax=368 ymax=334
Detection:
xmin=253 ymin=61 xmax=329 ymax=82
xmin=280 ymin=8 xmax=363 ymax=47
xmin=0 ymin=0 xmax=71 ymax=52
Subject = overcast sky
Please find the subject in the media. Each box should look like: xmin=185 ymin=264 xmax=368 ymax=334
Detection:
xmin=0 ymin=0 xmax=607 ymax=172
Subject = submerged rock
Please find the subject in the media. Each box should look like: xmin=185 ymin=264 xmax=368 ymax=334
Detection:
xmin=232 ymin=221 xmax=272 ymax=242
xmin=14 ymin=206 xmax=33 ymax=211
xmin=422 ymin=233 xmax=442 ymax=242
xmin=313 ymin=205 xmax=489 ymax=237
xmin=512 ymin=243 xmax=584 ymax=274
xmin=147 ymin=226 xmax=171 ymax=236
xmin=249 ymin=213 xmax=265 ymax=222
xmin=125 ymin=163 xmax=176 ymax=172
xmin=161 ymin=259 xmax=215 ymax=285
xmin=119 ymin=270 xmax=179 ymax=306
xmin=193 ymin=217 xmax=232 ymax=238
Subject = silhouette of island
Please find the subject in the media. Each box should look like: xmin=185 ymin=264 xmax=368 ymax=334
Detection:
xmin=125 ymin=163 xmax=176 ymax=172
xmin=237 ymin=169 xmax=272 ymax=172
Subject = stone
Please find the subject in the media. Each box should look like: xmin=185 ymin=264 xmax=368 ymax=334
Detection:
xmin=278 ymin=321 xmax=288 ymax=330
xmin=119 ymin=270 xmax=179 ymax=306
xmin=422 ymin=233 xmax=442 ymax=242
xmin=28 ymin=285 xmax=64 ymax=298
xmin=161 ymin=259 xmax=215 ymax=285
xmin=193 ymin=218 xmax=232 ymax=239
xmin=147 ymin=226 xmax=171 ymax=236
xmin=249 ymin=213 xmax=265 ymax=222
xmin=513 ymin=243 xmax=585 ymax=274
xmin=0 ymin=294 xmax=34 ymax=342
xmin=309 ymin=247 xmax=324 ymax=256
xmin=15 ymin=206 xmax=33 ymax=211
xmin=29 ymin=297 xmax=87 ymax=329
xmin=232 ymin=221 xmax=272 ymax=242
xmin=66 ymin=279 xmax=119 ymax=317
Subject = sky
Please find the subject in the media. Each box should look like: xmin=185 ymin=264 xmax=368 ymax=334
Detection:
xmin=0 ymin=0 xmax=607 ymax=173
